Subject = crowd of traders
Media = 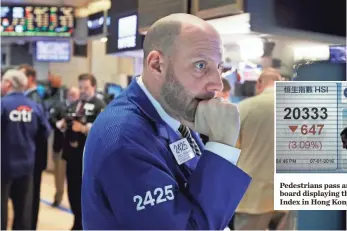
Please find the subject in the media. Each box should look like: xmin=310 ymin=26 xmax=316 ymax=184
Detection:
xmin=1 ymin=63 xmax=297 ymax=230
xmin=1 ymin=65 xmax=105 ymax=230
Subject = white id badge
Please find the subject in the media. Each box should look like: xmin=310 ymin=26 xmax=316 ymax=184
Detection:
xmin=169 ymin=138 xmax=195 ymax=165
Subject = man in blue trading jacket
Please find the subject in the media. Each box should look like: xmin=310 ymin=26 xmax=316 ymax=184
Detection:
xmin=82 ymin=13 xmax=251 ymax=230
xmin=1 ymin=69 xmax=51 ymax=230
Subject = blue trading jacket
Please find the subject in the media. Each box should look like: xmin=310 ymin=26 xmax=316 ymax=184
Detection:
xmin=82 ymin=79 xmax=251 ymax=230
xmin=1 ymin=92 xmax=52 ymax=180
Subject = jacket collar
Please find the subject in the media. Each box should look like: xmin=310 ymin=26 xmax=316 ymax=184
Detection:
xmin=125 ymin=77 xmax=203 ymax=169
xmin=25 ymin=87 xmax=37 ymax=96
xmin=6 ymin=91 xmax=23 ymax=96
xmin=125 ymin=77 xmax=178 ymax=142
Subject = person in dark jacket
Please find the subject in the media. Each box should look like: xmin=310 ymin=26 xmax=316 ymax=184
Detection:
xmin=49 ymin=87 xmax=80 ymax=207
xmin=45 ymin=74 xmax=67 ymax=110
xmin=56 ymin=74 xmax=105 ymax=230
xmin=18 ymin=64 xmax=49 ymax=230
xmin=1 ymin=69 xmax=51 ymax=230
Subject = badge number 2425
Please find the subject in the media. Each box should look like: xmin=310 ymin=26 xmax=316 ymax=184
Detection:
xmin=133 ymin=185 xmax=175 ymax=211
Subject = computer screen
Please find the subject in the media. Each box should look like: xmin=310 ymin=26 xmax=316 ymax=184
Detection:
xmin=35 ymin=40 xmax=71 ymax=62
xmin=106 ymin=84 xmax=122 ymax=98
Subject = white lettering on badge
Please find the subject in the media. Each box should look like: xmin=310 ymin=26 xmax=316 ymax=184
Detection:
xmin=133 ymin=185 xmax=175 ymax=211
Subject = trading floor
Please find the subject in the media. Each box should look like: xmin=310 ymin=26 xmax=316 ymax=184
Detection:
xmin=6 ymin=172 xmax=72 ymax=230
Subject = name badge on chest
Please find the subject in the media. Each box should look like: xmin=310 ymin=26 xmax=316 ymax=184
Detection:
xmin=169 ymin=138 xmax=195 ymax=165
xmin=83 ymin=103 xmax=95 ymax=111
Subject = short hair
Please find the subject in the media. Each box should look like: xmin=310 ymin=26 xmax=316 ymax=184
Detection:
xmin=143 ymin=20 xmax=182 ymax=62
xmin=1 ymin=66 xmax=16 ymax=77
xmin=18 ymin=64 xmax=36 ymax=79
xmin=258 ymin=68 xmax=282 ymax=86
xmin=221 ymin=78 xmax=231 ymax=93
xmin=2 ymin=69 xmax=28 ymax=91
xmin=78 ymin=73 xmax=97 ymax=87
xmin=341 ymin=127 xmax=347 ymax=136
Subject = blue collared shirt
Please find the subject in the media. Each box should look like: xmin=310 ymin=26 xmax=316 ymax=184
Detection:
xmin=137 ymin=76 xmax=240 ymax=165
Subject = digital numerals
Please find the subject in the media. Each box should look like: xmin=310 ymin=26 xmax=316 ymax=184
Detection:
xmin=173 ymin=142 xmax=189 ymax=154
xmin=133 ymin=185 xmax=175 ymax=211
xmin=283 ymin=107 xmax=328 ymax=120
xmin=301 ymin=124 xmax=324 ymax=135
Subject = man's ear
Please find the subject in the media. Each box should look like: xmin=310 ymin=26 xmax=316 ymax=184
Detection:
xmin=146 ymin=51 xmax=164 ymax=76
xmin=4 ymin=80 xmax=11 ymax=89
xmin=28 ymin=76 xmax=34 ymax=83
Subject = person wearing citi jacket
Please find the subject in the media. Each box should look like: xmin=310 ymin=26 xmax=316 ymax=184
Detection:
xmin=1 ymin=69 xmax=52 ymax=230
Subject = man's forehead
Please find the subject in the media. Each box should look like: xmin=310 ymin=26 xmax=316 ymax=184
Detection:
xmin=177 ymin=36 xmax=223 ymax=59
xmin=181 ymin=45 xmax=223 ymax=63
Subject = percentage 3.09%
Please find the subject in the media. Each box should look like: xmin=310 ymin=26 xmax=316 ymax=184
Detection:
xmin=288 ymin=141 xmax=322 ymax=151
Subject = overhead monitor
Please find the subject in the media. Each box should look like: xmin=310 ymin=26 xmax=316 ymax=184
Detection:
xmin=0 ymin=5 xmax=74 ymax=37
xmin=87 ymin=11 xmax=110 ymax=36
xmin=117 ymin=14 xmax=137 ymax=50
xmin=107 ymin=12 xmax=144 ymax=55
xmin=35 ymin=40 xmax=71 ymax=62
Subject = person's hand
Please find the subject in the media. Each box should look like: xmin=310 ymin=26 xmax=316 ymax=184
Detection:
xmin=56 ymin=119 xmax=67 ymax=130
xmin=72 ymin=120 xmax=86 ymax=133
xmin=182 ymin=98 xmax=240 ymax=147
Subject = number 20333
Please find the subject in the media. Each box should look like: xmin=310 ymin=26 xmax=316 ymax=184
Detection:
xmin=283 ymin=107 xmax=328 ymax=120
xmin=133 ymin=185 xmax=175 ymax=211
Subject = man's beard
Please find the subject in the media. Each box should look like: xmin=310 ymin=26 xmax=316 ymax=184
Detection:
xmin=160 ymin=64 xmax=213 ymax=122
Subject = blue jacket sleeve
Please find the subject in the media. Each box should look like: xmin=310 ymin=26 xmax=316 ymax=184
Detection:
xmin=98 ymin=144 xmax=251 ymax=230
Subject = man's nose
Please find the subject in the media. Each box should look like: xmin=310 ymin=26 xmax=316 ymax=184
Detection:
xmin=206 ymin=72 xmax=223 ymax=92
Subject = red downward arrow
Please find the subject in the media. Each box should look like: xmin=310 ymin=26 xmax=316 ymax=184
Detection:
xmin=288 ymin=125 xmax=298 ymax=133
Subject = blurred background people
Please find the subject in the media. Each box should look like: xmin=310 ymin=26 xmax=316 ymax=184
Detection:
xmin=215 ymin=77 xmax=232 ymax=101
xmin=45 ymin=74 xmax=67 ymax=110
xmin=49 ymin=87 xmax=80 ymax=207
xmin=234 ymin=69 xmax=295 ymax=230
xmin=18 ymin=64 xmax=49 ymax=230
xmin=56 ymin=74 xmax=105 ymax=230
xmin=1 ymin=69 xmax=51 ymax=230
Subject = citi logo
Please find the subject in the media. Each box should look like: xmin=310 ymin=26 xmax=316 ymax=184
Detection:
xmin=9 ymin=105 xmax=33 ymax=122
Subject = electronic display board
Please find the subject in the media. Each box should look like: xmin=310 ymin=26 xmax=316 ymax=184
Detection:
xmin=117 ymin=14 xmax=137 ymax=50
xmin=35 ymin=41 xmax=71 ymax=62
xmin=0 ymin=5 xmax=74 ymax=37
xmin=276 ymin=82 xmax=347 ymax=173
xmin=274 ymin=81 xmax=347 ymax=212
xmin=88 ymin=11 xmax=110 ymax=36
